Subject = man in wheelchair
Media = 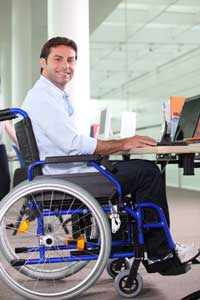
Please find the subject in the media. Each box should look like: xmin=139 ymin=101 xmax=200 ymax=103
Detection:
xmin=22 ymin=36 xmax=199 ymax=272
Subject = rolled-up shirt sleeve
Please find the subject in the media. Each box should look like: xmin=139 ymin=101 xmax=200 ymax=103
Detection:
xmin=72 ymin=133 xmax=97 ymax=155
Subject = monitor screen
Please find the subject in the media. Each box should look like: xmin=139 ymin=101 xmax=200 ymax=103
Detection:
xmin=99 ymin=108 xmax=112 ymax=138
xmin=120 ymin=111 xmax=136 ymax=138
xmin=99 ymin=108 xmax=106 ymax=135
xmin=174 ymin=95 xmax=200 ymax=141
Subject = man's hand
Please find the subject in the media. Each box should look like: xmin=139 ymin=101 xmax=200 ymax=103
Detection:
xmin=122 ymin=135 xmax=157 ymax=151
xmin=95 ymin=135 xmax=157 ymax=155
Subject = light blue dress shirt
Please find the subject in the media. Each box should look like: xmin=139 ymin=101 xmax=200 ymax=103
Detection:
xmin=22 ymin=76 xmax=97 ymax=174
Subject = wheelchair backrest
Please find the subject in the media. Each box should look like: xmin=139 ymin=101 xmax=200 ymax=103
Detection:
xmin=13 ymin=112 xmax=117 ymax=200
xmin=15 ymin=118 xmax=42 ymax=176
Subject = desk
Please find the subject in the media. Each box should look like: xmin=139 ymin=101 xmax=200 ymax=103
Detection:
xmin=125 ymin=144 xmax=200 ymax=155
xmin=120 ymin=144 xmax=200 ymax=178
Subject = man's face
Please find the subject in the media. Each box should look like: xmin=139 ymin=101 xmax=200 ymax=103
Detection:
xmin=40 ymin=45 xmax=76 ymax=90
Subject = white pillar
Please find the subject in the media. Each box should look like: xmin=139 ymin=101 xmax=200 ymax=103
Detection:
xmin=31 ymin=0 xmax=48 ymax=84
xmin=0 ymin=0 xmax=12 ymax=107
xmin=11 ymin=0 xmax=32 ymax=107
xmin=48 ymin=0 xmax=91 ymax=135
xmin=1 ymin=45 xmax=12 ymax=107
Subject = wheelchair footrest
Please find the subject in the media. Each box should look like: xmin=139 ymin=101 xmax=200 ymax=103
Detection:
xmin=11 ymin=259 xmax=26 ymax=267
xmin=145 ymin=256 xmax=191 ymax=276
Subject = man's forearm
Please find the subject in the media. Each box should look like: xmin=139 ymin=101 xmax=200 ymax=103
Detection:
xmin=94 ymin=135 xmax=157 ymax=155
xmin=95 ymin=139 xmax=125 ymax=155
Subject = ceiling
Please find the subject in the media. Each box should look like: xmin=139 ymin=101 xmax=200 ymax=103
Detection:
xmin=90 ymin=0 xmax=200 ymax=103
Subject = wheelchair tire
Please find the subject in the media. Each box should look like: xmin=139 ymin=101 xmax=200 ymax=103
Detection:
xmin=0 ymin=184 xmax=88 ymax=280
xmin=106 ymin=258 xmax=130 ymax=279
xmin=0 ymin=178 xmax=111 ymax=300
xmin=114 ymin=270 xmax=143 ymax=298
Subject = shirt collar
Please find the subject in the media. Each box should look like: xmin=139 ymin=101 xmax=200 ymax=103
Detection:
xmin=39 ymin=75 xmax=69 ymax=98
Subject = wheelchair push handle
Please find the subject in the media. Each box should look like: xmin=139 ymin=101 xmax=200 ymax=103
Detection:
xmin=0 ymin=108 xmax=17 ymax=121
xmin=0 ymin=108 xmax=28 ymax=121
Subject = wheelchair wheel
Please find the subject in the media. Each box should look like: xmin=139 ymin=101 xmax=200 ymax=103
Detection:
xmin=0 ymin=190 xmax=88 ymax=280
xmin=114 ymin=270 xmax=143 ymax=298
xmin=0 ymin=178 xmax=111 ymax=300
xmin=107 ymin=258 xmax=130 ymax=279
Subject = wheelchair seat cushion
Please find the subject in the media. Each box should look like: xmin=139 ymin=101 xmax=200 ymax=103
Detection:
xmin=36 ymin=171 xmax=116 ymax=200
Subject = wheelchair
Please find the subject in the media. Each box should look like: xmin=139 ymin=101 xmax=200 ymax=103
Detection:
xmin=0 ymin=108 xmax=192 ymax=300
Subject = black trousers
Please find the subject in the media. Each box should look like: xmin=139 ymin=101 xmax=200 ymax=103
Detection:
xmin=0 ymin=144 xmax=10 ymax=200
xmin=113 ymin=159 xmax=170 ymax=259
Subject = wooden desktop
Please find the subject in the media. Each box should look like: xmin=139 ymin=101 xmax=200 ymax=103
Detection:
xmin=123 ymin=144 xmax=200 ymax=155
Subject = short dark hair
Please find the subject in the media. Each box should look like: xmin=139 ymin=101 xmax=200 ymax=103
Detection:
xmin=40 ymin=36 xmax=78 ymax=73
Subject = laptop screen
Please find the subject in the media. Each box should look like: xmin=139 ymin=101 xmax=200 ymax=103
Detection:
xmin=174 ymin=95 xmax=200 ymax=141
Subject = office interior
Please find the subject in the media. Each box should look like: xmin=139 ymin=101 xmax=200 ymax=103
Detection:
xmin=0 ymin=1 xmax=199 ymax=299
xmin=1 ymin=0 xmax=200 ymax=190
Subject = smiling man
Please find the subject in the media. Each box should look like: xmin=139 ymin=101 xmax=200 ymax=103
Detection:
xmin=21 ymin=36 xmax=199 ymax=268
xmin=40 ymin=44 xmax=76 ymax=90
xmin=22 ymin=36 xmax=156 ymax=175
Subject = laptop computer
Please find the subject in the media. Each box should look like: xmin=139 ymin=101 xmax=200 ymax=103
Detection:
xmin=158 ymin=94 xmax=200 ymax=145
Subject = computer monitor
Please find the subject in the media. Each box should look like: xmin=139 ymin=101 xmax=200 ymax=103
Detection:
xmin=120 ymin=111 xmax=136 ymax=138
xmin=99 ymin=108 xmax=112 ymax=138
xmin=174 ymin=95 xmax=200 ymax=141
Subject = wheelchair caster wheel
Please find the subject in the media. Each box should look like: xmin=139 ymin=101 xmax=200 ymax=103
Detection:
xmin=107 ymin=258 xmax=130 ymax=279
xmin=114 ymin=270 xmax=143 ymax=298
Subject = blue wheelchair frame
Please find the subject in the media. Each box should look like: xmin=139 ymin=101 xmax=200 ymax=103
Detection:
xmin=9 ymin=108 xmax=176 ymax=270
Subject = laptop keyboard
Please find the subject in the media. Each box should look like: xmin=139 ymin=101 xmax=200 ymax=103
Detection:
xmin=157 ymin=140 xmax=188 ymax=146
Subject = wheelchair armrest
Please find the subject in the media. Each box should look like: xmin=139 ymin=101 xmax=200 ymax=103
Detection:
xmin=98 ymin=156 xmax=117 ymax=173
xmin=45 ymin=154 xmax=101 ymax=164
xmin=45 ymin=155 xmax=117 ymax=173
